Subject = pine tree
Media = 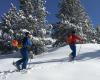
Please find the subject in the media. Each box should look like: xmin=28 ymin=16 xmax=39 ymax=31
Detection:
xmin=0 ymin=3 xmax=18 ymax=40
xmin=0 ymin=0 xmax=49 ymax=54
xmin=52 ymin=0 xmax=97 ymax=45
xmin=1 ymin=3 xmax=17 ymax=30
xmin=19 ymin=0 xmax=48 ymax=54
xmin=20 ymin=0 xmax=34 ymax=16
xmin=95 ymin=26 xmax=100 ymax=43
xmin=31 ymin=0 xmax=48 ymax=37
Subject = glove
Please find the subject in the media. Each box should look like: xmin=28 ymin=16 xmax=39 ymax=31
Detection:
xmin=29 ymin=51 xmax=34 ymax=59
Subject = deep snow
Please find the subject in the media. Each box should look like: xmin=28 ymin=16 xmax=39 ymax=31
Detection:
xmin=0 ymin=44 xmax=100 ymax=80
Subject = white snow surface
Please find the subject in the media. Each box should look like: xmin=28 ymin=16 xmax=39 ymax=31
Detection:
xmin=0 ymin=44 xmax=100 ymax=80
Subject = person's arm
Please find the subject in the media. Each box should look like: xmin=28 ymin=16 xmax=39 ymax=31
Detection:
xmin=74 ymin=35 xmax=84 ymax=43
xmin=27 ymin=38 xmax=32 ymax=46
xmin=25 ymin=38 xmax=32 ymax=51
xmin=75 ymin=35 xmax=82 ymax=40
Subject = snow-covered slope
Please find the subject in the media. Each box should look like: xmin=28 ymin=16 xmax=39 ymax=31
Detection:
xmin=0 ymin=44 xmax=100 ymax=80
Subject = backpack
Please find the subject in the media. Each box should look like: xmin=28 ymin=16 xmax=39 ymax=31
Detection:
xmin=12 ymin=40 xmax=18 ymax=47
xmin=17 ymin=40 xmax=23 ymax=49
xmin=11 ymin=39 xmax=22 ymax=49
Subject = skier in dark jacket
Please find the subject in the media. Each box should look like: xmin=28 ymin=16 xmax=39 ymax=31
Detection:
xmin=14 ymin=32 xmax=32 ymax=70
xmin=66 ymin=30 xmax=83 ymax=61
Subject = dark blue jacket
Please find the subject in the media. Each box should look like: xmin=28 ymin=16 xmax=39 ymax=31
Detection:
xmin=21 ymin=37 xmax=32 ymax=54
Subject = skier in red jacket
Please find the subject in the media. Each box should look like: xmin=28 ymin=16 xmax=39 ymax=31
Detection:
xmin=66 ymin=30 xmax=83 ymax=61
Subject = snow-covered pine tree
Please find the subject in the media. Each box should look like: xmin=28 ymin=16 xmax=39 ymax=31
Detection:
xmin=31 ymin=0 xmax=48 ymax=37
xmin=95 ymin=26 xmax=100 ymax=43
xmin=0 ymin=4 xmax=17 ymax=53
xmin=20 ymin=0 xmax=34 ymax=16
xmin=0 ymin=3 xmax=18 ymax=40
xmin=0 ymin=0 xmax=49 ymax=54
xmin=19 ymin=0 xmax=49 ymax=54
xmin=31 ymin=0 xmax=50 ymax=54
xmin=52 ymin=0 xmax=97 ymax=45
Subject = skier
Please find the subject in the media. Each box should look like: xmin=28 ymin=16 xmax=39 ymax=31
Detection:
xmin=13 ymin=32 xmax=32 ymax=71
xmin=66 ymin=30 xmax=83 ymax=61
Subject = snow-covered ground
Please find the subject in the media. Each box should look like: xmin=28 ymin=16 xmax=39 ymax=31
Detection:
xmin=0 ymin=44 xmax=100 ymax=80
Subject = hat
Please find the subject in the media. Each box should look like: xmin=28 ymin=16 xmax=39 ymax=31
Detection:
xmin=25 ymin=32 xmax=30 ymax=36
xmin=71 ymin=30 xmax=75 ymax=34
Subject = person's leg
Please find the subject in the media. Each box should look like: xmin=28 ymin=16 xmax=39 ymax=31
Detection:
xmin=69 ymin=44 xmax=76 ymax=60
xmin=21 ymin=51 xmax=29 ymax=69
xmin=14 ymin=49 xmax=24 ymax=70
xmin=15 ymin=59 xmax=23 ymax=70
xmin=22 ymin=57 xmax=28 ymax=69
xmin=73 ymin=45 xmax=76 ymax=58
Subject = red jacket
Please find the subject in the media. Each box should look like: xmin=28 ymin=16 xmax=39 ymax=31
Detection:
xmin=66 ymin=34 xmax=82 ymax=44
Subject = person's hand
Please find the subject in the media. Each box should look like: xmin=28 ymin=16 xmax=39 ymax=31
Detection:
xmin=29 ymin=51 xmax=34 ymax=59
xmin=80 ymin=39 xmax=84 ymax=44
xmin=29 ymin=35 xmax=33 ymax=39
xmin=79 ymin=41 xmax=82 ymax=44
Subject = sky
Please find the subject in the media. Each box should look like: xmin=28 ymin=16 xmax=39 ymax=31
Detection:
xmin=0 ymin=0 xmax=100 ymax=27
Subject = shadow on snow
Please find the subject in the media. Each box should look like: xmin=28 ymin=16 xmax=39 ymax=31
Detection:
xmin=76 ymin=50 xmax=100 ymax=61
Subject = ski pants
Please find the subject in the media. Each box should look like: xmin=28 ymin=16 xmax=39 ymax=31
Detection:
xmin=69 ymin=44 xmax=76 ymax=60
xmin=16 ymin=48 xmax=29 ymax=70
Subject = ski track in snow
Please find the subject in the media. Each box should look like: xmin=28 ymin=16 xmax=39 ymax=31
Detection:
xmin=0 ymin=44 xmax=100 ymax=80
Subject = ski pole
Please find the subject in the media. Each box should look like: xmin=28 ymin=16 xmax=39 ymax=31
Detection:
xmin=77 ymin=44 xmax=82 ymax=56
xmin=28 ymin=51 xmax=33 ymax=69
xmin=77 ymin=26 xmax=83 ymax=56
xmin=28 ymin=58 xmax=32 ymax=69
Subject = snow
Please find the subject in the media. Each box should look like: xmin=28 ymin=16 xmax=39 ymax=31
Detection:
xmin=20 ymin=29 xmax=30 ymax=33
xmin=0 ymin=44 xmax=100 ymax=80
